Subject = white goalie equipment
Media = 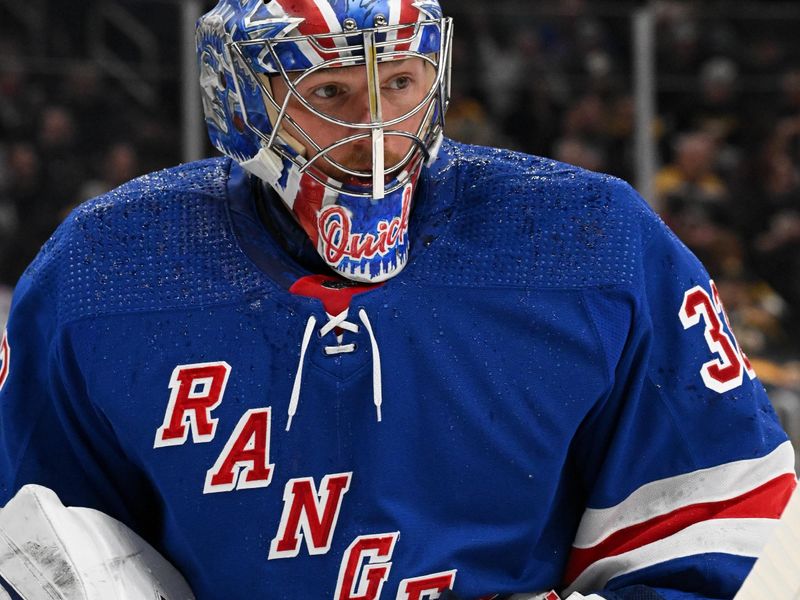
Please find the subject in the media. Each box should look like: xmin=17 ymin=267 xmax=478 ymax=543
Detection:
xmin=734 ymin=481 xmax=800 ymax=600
xmin=0 ymin=485 xmax=195 ymax=600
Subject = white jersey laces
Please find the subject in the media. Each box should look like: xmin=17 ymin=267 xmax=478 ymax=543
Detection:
xmin=287 ymin=308 xmax=382 ymax=431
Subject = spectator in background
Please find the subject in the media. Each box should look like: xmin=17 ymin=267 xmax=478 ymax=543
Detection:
xmin=444 ymin=95 xmax=504 ymax=148
xmin=656 ymin=131 xmax=740 ymax=274
xmin=655 ymin=2 xmax=703 ymax=77
xmin=747 ymin=128 xmax=800 ymax=322
xmin=36 ymin=105 xmax=86 ymax=210
xmin=60 ymin=63 xmax=115 ymax=157
xmin=715 ymin=275 xmax=791 ymax=359
xmin=553 ymin=136 xmax=605 ymax=172
xmin=604 ymin=94 xmax=637 ymax=181
xmin=129 ymin=108 xmax=182 ymax=174
xmin=0 ymin=143 xmax=52 ymax=286
xmin=779 ymin=69 xmax=800 ymax=119
xmin=552 ymin=93 xmax=612 ymax=174
xmin=572 ymin=17 xmax=624 ymax=98
xmin=696 ymin=57 xmax=742 ymax=135
xmin=498 ymin=28 xmax=564 ymax=156
xmin=0 ymin=59 xmax=34 ymax=143
xmin=475 ymin=27 xmax=531 ymax=129
xmin=78 ymin=142 xmax=142 ymax=205
xmin=673 ymin=57 xmax=745 ymax=176
xmin=745 ymin=34 xmax=790 ymax=79
xmin=0 ymin=35 xmax=44 ymax=144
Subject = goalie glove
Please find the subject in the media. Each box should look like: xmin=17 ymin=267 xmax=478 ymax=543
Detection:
xmin=0 ymin=485 xmax=195 ymax=600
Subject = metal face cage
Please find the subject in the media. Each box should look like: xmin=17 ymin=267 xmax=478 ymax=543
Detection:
xmin=227 ymin=17 xmax=453 ymax=199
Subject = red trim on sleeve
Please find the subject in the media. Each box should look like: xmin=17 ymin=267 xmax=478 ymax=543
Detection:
xmin=564 ymin=473 xmax=797 ymax=586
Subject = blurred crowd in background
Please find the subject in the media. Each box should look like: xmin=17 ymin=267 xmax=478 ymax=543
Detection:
xmin=1 ymin=0 xmax=800 ymax=444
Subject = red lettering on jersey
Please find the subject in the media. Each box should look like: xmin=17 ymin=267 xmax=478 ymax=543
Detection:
xmin=0 ymin=330 xmax=9 ymax=392
xmin=335 ymin=533 xmax=399 ymax=600
xmin=396 ymin=570 xmax=457 ymax=600
xmin=203 ymin=408 xmax=275 ymax=494
xmin=268 ymin=472 xmax=352 ymax=559
xmin=153 ymin=362 xmax=231 ymax=448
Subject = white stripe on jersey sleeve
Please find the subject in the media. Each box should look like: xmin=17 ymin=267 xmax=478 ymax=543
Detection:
xmin=574 ymin=441 xmax=796 ymax=549
xmin=566 ymin=518 xmax=778 ymax=595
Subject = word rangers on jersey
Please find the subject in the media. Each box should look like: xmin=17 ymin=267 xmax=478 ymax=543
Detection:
xmin=152 ymin=362 xmax=454 ymax=600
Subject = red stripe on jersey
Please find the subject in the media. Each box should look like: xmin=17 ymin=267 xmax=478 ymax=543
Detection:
xmin=563 ymin=473 xmax=797 ymax=586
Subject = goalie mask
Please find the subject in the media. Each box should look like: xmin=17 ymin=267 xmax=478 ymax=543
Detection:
xmin=197 ymin=0 xmax=453 ymax=282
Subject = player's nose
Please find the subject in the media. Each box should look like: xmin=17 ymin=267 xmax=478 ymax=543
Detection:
xmin=347 ymin=86 xmax=385 ymax=126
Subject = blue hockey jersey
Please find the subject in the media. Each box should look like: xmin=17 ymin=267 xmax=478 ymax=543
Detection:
xmin=0 ymin=140 xmax=795 ymax=600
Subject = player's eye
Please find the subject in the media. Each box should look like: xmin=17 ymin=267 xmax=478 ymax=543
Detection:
xmin=385 ymin=75 xmax=412 ymax=91
xmin=311 ymin=84 xmax=344 ymax=100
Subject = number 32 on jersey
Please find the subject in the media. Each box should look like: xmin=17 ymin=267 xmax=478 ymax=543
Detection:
xmin=679 ymin=279 xmax=756 ymax=393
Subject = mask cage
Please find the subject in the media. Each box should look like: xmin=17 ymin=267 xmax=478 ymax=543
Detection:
xmin=226 ymin=17 xmax=453 ymax=199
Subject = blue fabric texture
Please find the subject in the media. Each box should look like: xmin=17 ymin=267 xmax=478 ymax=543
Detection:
xmin=0 ymin=140 xmax=791 ymax=599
